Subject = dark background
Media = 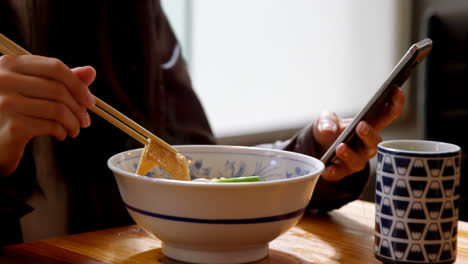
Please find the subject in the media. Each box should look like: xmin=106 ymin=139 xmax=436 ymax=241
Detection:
xmin=359 ymin=0 xmax=468 ymax=221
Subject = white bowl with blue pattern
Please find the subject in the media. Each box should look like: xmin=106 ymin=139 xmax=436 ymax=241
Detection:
xmin=108 ymin=145 xmax=324 ymax=264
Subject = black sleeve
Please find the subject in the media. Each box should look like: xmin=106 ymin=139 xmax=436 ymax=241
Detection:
xmin=0 ymin=144 xmax=35 ymax=247
xmin=264 ymin=123 xmax=370 ymax=212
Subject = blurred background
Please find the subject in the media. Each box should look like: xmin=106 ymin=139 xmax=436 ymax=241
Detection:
xmin=161 ymin=0 xmax=468 ymax=218
xmin=162 ymin=0 xmax=411 ymax=141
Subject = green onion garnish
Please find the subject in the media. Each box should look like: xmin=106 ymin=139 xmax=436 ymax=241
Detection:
xmin=215 ymin=176 xmax=260 ymax=183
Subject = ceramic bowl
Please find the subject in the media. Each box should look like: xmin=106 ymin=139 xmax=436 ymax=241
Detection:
xmin=108 ymin=145 xmax=324 ymax=264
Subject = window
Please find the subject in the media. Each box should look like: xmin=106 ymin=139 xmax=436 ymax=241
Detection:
xmin=163 ymin=0 xmax=412 ymax=139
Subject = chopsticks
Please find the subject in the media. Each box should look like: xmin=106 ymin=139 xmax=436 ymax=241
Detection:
xmin=0 ymin=33 xmax=176 ymax=155
xmin=89 ymin=97 xmax=176 ymax=153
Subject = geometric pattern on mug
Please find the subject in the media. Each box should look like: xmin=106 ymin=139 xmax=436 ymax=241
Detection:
xmin=382 ymin=175 xmax=394 ymax=194
xmin=407 ymin=222 xmax=426 ymax=240
xmin=425 ymin=201 xmax=443 ymax=219
xmin=442 ymin=159 xmax=455 ymax=177
xmin=424 ymin=244 xmax=441 ymax=262
xmin=454 ymin=198 xmax=460 ymax=215
xmin=375 ymin=236 xmax=457 ymax=263
xmin=407 ymin=243 xmax=425 ymax=261
xmin=408 ymin=202 xmax=426 ymax=220
xmin=440 ymin=242 xmax=453 ymax=261
xmin=392 ymin=221 xmax=408 ymax=239
xmin=441 ymin=201 xmax=454 ymax=219
xmin=376 ymin=152 xmax=460 ymax=263
xmin=408 ymin=180 xmax=427 ymax=198
xmin=393 ymin=179 xmax=410 ymax=197
xmin=376 ymin=199 xmax=458 ymax=240
xmin=427 ymin=159 xmax=444 ymax=177
xmin=377 ymin=175 xmax=459 ymax=202
xmin=425 ymin=223 xmax=442 ymax=240
xmin=395 ymin=157 xmax=411 ymax=176
xmin=454 ymin=179 xmax=460 ymax=196
xmin=377 ymin=215 xmax=457 ymax=242
xmin=410 ymin=159 xmax=427 ymax=177
xmin=426 ymin=181 xmax=443 ymax=199
xmin=441 ymin=221 xmax=454 ymax=240
xmin=377 ymin=156 xmax=458 ymax=179
xmin=377 ymin=152 xmax=383 ymax=171
xmin=392 ymin=240 xmax=408 ymax=260
xmin=381 ymin=155 xmax=394 ymax=174
xmin=375 ymin=235 xmax=381 ymax=253
xmin=380 ymin=216 xmax=393 ymax=236
xmin=393 ymin=199 xmax=409 ymax=218
xmin=375 ymin=213 xmax=458 ymax=263
xmin=379 ymin=239 xmax=393 ymax=258
xmin=376 ymin=193 xmax=382 ymax=213
xmin=377 ymin=198 xmax=458 ymax=223
xmin=375 ymin=217 xmax=381 ymax=234
xmin=383 ymin=155 xmax=394 ymax=174
xmin=443 ymin=179 xmax=455 ymax=197
xmin=376 ymin=177 xmax=382 ymax=192
xmin=381 ymin=197 xmax=393 ymax=217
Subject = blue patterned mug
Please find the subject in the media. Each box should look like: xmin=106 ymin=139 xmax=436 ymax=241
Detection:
xmin=375 ymin=140 xmax=461 ymax=264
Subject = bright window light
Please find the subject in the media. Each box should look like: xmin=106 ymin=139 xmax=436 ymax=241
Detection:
xmin=163 ymin=0 xmax=411 ymax=138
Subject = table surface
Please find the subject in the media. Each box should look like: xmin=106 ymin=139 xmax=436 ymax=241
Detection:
xmin=2 ymin=200 xmax=467 ymax=264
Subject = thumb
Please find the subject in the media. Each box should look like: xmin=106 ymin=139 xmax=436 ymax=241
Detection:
xmin=313 ymin=111 xmax=340 ymax=154
xmin=72 ymin=66 xmax=96 ymax=86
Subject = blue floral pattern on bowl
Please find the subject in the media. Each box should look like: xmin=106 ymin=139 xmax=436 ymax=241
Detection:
xmin=117 ymin=147 xmax=317 ymax=182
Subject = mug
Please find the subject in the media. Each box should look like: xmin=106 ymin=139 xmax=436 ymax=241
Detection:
xmin=374 ymin=140 xmax=461 ymax=264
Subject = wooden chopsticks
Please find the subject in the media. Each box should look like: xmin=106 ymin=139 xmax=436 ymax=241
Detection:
xmin=0 ymin=34 xmax=30 ymax=56
xmin=0 ymin=33 xmax=176 ymax=155
xmin=89 ymin=98 xmax=175 ymax=153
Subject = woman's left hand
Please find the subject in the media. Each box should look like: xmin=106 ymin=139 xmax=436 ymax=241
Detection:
xmin=313 ymin=87 xmax=405 ymax=182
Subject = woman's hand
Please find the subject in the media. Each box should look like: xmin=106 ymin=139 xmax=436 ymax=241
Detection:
xmin=0 ymin=55 xmax=96 ymax=177
xmin=313 ymin=87 xmax=405 ymax=182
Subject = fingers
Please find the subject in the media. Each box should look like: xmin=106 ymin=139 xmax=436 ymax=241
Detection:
xmin=373 ymin=87 xmax=405 ymax=133
xmin=0 ymin=55 xmax=95 ymax=107
xmin=0 ymin=55 xmax=96 ymax=135
xmin=321 ymin=121 xmax=382 ymax=182
xmin=5 ymin=113 xmax=68 ymax=142
xmin=321 ymin=143 xmax=367 ymax=182
xmin=0 ymin=55 xmax=95 ymax=176
xmin=72 ymin=66 xmax=96 ymax=86
xmin=0 ymin=71 xmax=90 ymax=128
xmin=313 ymin=111 xmax=340 ymax=154
xmin=356 ymin=121 xmax=382 ymax=158
xmin=0 ymin=110 xmax=68 ymax=176
xmin=6 ymin=94 xmax=81 ymax=138
xmin=320 ymin=88 xmax=404 ymax=182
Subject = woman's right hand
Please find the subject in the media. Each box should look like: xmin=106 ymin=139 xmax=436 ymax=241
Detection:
xmin=0 ymin=55 xmax=96 ymax=177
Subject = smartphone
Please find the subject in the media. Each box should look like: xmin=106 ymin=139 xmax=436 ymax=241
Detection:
xmin=320 ymin=38 xmax=433 ymax=165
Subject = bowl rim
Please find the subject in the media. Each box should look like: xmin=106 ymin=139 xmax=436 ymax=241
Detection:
xmin=107 ymin=145 xmax=324 ymax=188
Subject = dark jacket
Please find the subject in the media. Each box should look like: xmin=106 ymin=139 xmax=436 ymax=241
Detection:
xmin=0 ymin=0 xmax=369 ymax=247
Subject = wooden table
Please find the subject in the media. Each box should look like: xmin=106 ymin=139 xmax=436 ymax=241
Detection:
xmin=2 ymin=200 xmax=467 ymax=263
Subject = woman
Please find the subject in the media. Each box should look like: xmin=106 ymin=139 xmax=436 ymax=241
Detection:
xmin=0 ymin=0 xmax=404 ymax=246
